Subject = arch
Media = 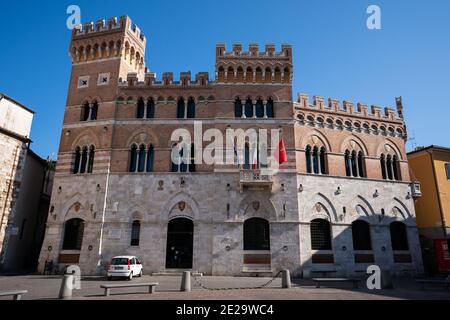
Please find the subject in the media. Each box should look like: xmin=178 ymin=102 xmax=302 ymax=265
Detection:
xmin=226 ymin=66 xmax=235 ymax=82
xmin=71 ymin=129 xmax=100 ymax=150
xmin=376 ymin=139 xmax=403 ymax=160
xmin=306 ymin=193 xmax=338 ymax=222
xmin=245 ymin=66 xmax=253 ymax=82
xmin=237 ymin=194 xmax=277 ymax=221
xmin=165 ymin=217 xmax=194 ymax=269
xmin=393 ymin=198 xmax=412 ymax=219
xmin=339 ymin=134 xmax=369 ymax=155
xmin=162 ymin=192 xmax=201 ymax=221
xmin=217 ymin=66 xmax=225 ymax=82
xmin=234 ymin=97 xmax=243 ymax=118
xmin=126 ymin=128 xmax=160 ymax=148
xmin=264 ymin=66 xmax=273 ymax=83
xmin=300 ymin=129 xmax=332 ymax=151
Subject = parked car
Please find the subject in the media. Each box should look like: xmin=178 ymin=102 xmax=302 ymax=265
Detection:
xmin=107 ymin=256 xmax=143 ymax=280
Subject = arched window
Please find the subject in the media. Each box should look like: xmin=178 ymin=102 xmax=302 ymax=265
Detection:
xmin=255 ymin=67 xmax=263 ymax=82
xmin=177 ymin=98 xmax=185 ymax=119
xmin=358 ymin=151 xmax=365 ymax=177
xmin=390 ymin=221 xmax=409 ymax=251
xmin=255 ymin=98 xmax=264 ymax=118
xmin=62 ymin=218 xmax=85 ymax=250
xmin=129 ymin=144 xmax=138 ymax=172
xmin=313 ymin=146 xmax=320 ymax=174
xmin=73 ymin=147 xmax=81 ymax=174
xmin=386 ymin=155 xmax=393 ymax=180
xmin=393 ymin=155 xmax=400 ymax=180
xmin=380 ymin=154 xmax=387 ymax=179
xmin=265 ymin=67 xmax=272 ymax=83
xmin=81 ymin=102 xmax=90 ymax=121
xmin=244 ymin=143 xmax=251 ymax=170
xmin=80 ymin=146 xmax=88 ymax=174
xmin=236 ymin=67 xmax=244 ymax=82
xmin=320 ymin=147 xmax=327 ymax=174
xmin=234 ymin=98 xmax=243 ymax=118
xmin=351 ymin=151 xmax=358 ymax=177
xmin=310 ymin=219 xmax=332 ymax=250
xmin=245 ymin=67 xmax=253 ymax=83
xmin=274 ymin=67 xmax=282 ymax=82
xmin=227 ymin=66 xmax=234 ymax=82
xmin=138 ymin=144 xmax=146 ymax=172
xmin=305 ymin=145 xmax=312 ymax=173
xmin=171 ymin=143 xmax=189 ymax=173
xmin=187 ymin=97 xmax=195 ymax=118
xmin=266 ymin=98 xmax=274 ymax=118
xmin=146 ymin=145 xmax=154 ymax=172
xmin=146 ymin=98 xmax=155 ymax=119
xmin=218 ymin=66 xmax=225 ymax=82
xmin=130 ymin=220 xmax=141 ymax=246
xmin=137 ymin=98 xmax=145 ymax=118
xmin=345 ymin=150 xmax=351 ymax=177
xmin=283 ymin=67 xmax=291 ymax=83
xmin=244 ymin=218 xmax=270 ymax=251
xmin=244 ymin=98 xmax=253 ymax=118
xmin=189 ymin=143 xmax=196 ymax=173
xmin=352 ymin=220 xmax=372 ymax=250
xmin=90 ymin=101 xmax=98 ymax=120
xmin=87 ymin=145 xmax=95 ymax=173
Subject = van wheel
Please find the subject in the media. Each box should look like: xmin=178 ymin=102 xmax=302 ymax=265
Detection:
xmin=128 ymin=272 xmax=133 ymax=281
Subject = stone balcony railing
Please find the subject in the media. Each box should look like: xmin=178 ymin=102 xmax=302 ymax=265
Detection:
xmin=239 ymin=169 xmax=273 ymax=193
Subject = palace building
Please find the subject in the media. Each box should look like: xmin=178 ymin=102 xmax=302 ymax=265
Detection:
xmin=38 ymin=16 xmax=424 ymax=277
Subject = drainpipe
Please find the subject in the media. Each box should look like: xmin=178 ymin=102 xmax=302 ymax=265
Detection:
xmin=426 ymin=149 xmax=447 ymax=238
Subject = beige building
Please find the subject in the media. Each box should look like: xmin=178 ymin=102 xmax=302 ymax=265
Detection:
xmin=0 ymin=93 xmax=54 ymax=273
xmin=38 ymin=16 xmax=423 ymax=277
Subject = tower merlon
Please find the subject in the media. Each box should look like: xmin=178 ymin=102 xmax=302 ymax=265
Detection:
xmin=215 ymin=43 xmax=292 ymax=60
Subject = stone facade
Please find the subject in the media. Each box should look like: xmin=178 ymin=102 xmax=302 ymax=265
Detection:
xmin=38 ymin=16 xmax=423 ymax=277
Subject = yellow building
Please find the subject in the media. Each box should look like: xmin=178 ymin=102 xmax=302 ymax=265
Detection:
xmin=408 ymin=145 xmax=450 ymax=273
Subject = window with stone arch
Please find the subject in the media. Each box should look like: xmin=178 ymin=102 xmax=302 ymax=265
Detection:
xmin=171 ymin=143 xmax=195 ymax=173
xmin=380 ymin=149 xmax=401 ymax=181
xmin=129 ymin=143 xmax=154 ymax=173
xmin=310 ymin=219 xmax=332 ymax=250
xmin=234 ymin=97 xmax=243 ymax=118
xmin=130 ymin=220 xmax=141 ymax=246
xmin=72 ymin=145 xmax=95 ymax=174
xmin=80 ymin=101 xmax=98 ymax=121
xmin=344 ymin=145 xmax=366 ymax=178
xmin=304 ymin=135 xmax=328 ymax=175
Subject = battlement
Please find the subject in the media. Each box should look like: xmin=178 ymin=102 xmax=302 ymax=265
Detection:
xmin=295 ymin=93 xmax=404 ymax=123
xmin=120 ymin=71 xmax=211 ymax=87
xmin=216 ymin=43 xmax=292 ymax=61
xmin=72 ymin=16 xmax=146 ymax=45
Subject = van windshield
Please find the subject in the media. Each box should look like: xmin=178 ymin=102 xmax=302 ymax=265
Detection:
xmin=111 ymin=258 xmax=129 ymax=265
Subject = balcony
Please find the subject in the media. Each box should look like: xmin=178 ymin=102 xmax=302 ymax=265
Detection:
xmin=410 ymin=181 xmax=422 ymax=199
xmin=239 ymin=169 xmax=273 ymax=193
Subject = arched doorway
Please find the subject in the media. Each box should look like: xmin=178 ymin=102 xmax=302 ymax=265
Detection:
xmin=243 ymin=218 xmax=271 ymax=269
xmin=165 ymin=218 xmax=194 ymax=269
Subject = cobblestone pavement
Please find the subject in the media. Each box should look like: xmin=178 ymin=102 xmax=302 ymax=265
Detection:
xmin=0 ymin=275 xmax=449 ymax=300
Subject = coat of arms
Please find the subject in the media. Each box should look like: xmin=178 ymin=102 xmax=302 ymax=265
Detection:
xmin=178 ymin=201 xmax=186 ymax=211
xmin=252 ymin=201 xmax=260 ymax=211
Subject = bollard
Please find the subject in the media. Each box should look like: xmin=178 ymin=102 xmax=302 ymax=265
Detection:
xmin=381 ymin=270 xmax=394 ymax=289
xmin=58 ymin=274 xmax=74 ymax=300
xmin=281 ymin=269 xmax=291 ymax=289
xmin=180 ymin=271 xmax=191 ymax=292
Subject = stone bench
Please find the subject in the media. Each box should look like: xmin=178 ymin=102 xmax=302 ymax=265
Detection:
xmin=0 ymin=290 xmax=28 ymax=300
xmin=311 ymin=270 xmax=337 ymax=278
xmin=416 ymin=278 xmax=450 ymax=290
xmin=312 ymin=278 xmax=360 ymax=289
xmin=100 ymin=283 xmax=159 ymax=297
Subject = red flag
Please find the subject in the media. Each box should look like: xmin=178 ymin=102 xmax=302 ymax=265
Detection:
xmin=276 ymin=139 xmax=288 ymax=165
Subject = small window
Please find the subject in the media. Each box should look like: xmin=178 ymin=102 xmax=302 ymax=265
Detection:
xmin=131 ymin=221 xmax=140 ymax=246
xmin=310 ymin=219 xmax=332 ymax=250
xmin=446 ymin=163 xmax=450 ymax=179
xmin=77 ymin=76 xmax=90 ymax=89
xmin=97 ymin=73 xmax=110 ymax=86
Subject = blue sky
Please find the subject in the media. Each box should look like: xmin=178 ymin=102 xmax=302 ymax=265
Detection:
xmin=0 ymin=0 xmax=449 ymax=159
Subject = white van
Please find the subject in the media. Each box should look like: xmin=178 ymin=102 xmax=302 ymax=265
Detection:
xmin=107 ymin=256 xmax=143 ymax=280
